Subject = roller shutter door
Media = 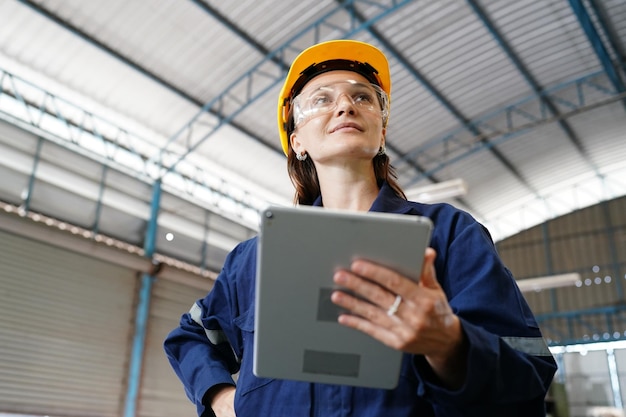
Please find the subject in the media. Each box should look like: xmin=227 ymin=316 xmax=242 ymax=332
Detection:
xmin=0 ymin=229 xmax=136 ymax=417
xmin=138 ymin=277 xmax=212 ymax=417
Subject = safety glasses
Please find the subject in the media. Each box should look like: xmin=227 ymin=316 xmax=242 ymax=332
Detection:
xmin=291 ymin=80 xmax=389 ymax=128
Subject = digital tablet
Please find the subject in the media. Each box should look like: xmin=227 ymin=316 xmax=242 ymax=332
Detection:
xmin=253 ymin=205 xmax=433 ymax=389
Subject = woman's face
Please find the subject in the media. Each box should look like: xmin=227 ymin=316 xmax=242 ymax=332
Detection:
xmin=289 ymin=70 xmax=386 ymax=164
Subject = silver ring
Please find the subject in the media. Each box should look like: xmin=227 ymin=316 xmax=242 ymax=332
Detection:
xmin=386 ymin=295 xmax=402 ymax=316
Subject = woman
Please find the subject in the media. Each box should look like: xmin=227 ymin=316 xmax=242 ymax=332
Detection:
xmin=164 ymin=40 xmax=557 ymax=417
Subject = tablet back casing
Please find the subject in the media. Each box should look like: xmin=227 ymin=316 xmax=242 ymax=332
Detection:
xmin=254 ymin=205 xmax=432 ymax=389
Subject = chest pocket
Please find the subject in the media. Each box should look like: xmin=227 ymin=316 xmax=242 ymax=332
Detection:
xmin=232 ymin=308 xmax=274 ymax=397
xmin=232 ymin=307 xmax=315 ymax=415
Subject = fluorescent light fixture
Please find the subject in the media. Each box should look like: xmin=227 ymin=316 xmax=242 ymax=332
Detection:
xmin=516 ymin=273 xmax=582 ymax=293
xmin=404 ymin=178 xmax=468 ymax=202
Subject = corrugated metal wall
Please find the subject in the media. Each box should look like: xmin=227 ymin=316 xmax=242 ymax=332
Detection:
xmin=497 ymin=195 xmax=626 ymax=344
xmin=0 ymin=219 xmax=213 ymax=417
xmin=0 ymin=229 xmax=136 ymax=417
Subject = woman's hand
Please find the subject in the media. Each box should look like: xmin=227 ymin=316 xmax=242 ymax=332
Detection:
xmin=331 ymin=248 xmax=467 ymax=389
xmin=206 ymin=384 xmax=236 ymax=417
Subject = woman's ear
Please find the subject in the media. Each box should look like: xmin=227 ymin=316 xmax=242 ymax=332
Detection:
xmin=290 ymin=132 xmax=304 ymax=155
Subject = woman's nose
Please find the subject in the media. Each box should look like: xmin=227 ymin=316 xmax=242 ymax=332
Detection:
xmin=335 ymin=93 xmax=356 ymax=115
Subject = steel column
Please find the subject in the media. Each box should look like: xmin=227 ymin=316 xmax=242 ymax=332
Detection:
xmin=123 ymin=180 xmax=162 ymax=417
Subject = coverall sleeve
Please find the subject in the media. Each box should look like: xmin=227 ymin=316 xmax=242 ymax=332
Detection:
xmin=163 ymin=242 xmax=249 ymax=416
xmin=414 ymin=211 xmax=557 ymax=415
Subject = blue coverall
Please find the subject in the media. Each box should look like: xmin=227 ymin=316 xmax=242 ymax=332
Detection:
xmin=164 ymin=182 xmax=557 ymax=416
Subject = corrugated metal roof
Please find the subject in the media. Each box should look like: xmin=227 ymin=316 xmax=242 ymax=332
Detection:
xmin=0 ymin=0 xmax=624 ymax=260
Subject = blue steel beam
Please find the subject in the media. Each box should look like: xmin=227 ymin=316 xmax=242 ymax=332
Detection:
xmin=123 ymin=180 xmax=162 ymax=417
xmin=92 ymin=165 xmax=109 ymax=236
xmin=601 ymin=200 xmax=624 ymax=300
xmin=537 ymin=305 xmax=626 ymax=346
xmin=465 ymin=0 xmax=599 ymax=174
xmin=587 ymin=0 xmax=626 ymax=72
xmin=189 ymin=0 xmax=288 ymax=71
xmin=569 ymin=0 xmax=626 ymax=111
xmin=123 ymin=273 xmax=155 ymax=417
xmin=22 ymin=136 xmax=44 ymax=212
xmin=607 ymin=349 xmax=624 ymax=410
xmin=541 ymin=223 xmax=560 ymax=313
xmin=200 ymin=210 xmax=210 ymax=272
xmin=0 ymin=67 xmax=262 ymax=219
xmin=402 ymin=72 xmax=624 ymax=181
xmin=156 ymin=0 xmax=414 ymax=175
xmin=16 ymin=0 xmax=279 ymax=157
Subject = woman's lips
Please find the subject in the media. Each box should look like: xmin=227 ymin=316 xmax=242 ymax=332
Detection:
xmin=330 ymin=122 xmax=363 ymax=133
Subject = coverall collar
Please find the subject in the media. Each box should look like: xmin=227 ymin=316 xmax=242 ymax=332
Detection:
xmin=312 ymin=181 xmax=415 ymax=214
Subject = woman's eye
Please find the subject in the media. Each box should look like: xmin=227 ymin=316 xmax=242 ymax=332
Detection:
xmin=311 ymin=95 xmax=331 ymax=106
xmin=354 ymin=93 xmax=374 ymax=103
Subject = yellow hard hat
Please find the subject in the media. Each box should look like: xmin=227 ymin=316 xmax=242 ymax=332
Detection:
xmin=277 ymin=40 xmax=391 ymax=155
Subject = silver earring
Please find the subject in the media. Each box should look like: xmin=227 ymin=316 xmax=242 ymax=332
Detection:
xmin=296 ymin=152 xmax=308 ymax=161
xmin=377 ymin=145 xmax=386 ymax=156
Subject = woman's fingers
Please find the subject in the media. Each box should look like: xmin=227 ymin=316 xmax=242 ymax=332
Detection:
xmin=330 ymin=248 xmax=459 ymax=356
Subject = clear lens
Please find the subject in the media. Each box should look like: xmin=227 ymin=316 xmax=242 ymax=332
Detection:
xmin=291 ymin=80 xmax=389 ymax=128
